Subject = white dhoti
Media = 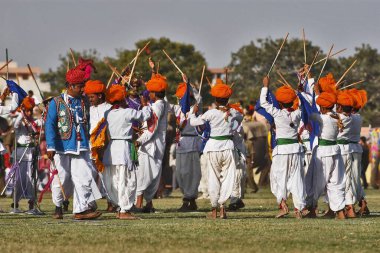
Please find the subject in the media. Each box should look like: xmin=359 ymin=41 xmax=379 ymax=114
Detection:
xmin=271 ymin=153 xmax=305 ymax=210
xmin=198 ymin=154 xmax=209 ymax=197
xmin=206 ymin=149 xmax=236 ymax=207
xmin=346 ymin=152 xmax=365 ymax=204
xmin=306 ymin=148 xmax=346 ymax=212
xmin=51 ymin=152 xmax=102 ymax=214
xmin=176 ymin=151 xmax=201 ymax=200
xmin=230 ymin=152 xmax=247 ymax=203
xmin=136 ymin=152 xmax=162 ymax=202
xmin=303 ymin=152 xmax=312 ymax=177
xmin=103 ymin=165 xmax=136 ymax=212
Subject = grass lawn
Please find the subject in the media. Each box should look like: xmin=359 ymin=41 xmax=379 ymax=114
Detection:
xmin=1 ymin=188 xmax=380 ymax=253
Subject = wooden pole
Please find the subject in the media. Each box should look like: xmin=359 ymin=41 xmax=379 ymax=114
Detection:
xmin=301 ymin=50 xmax=320 ymax=84
xmin=276 ymin=70 xmax=291 ymax=87
xmin=316 ymin=44 xmax=334 ymax=85
xmin=69 ymin=48 xmax=77 ymax=67
xmin=162 ymin=49 xmax=184 ymax=76
xmin=129 ymin=41 xmax=150 ymax=65
xmin=336 ymin=59 xmax=358 ymax=87
xmin=339 ymin=80 xmax=365 ymax=90
xmin=104 ymin=59 xmax=130 ymax=84
xmin=315 ymin=48 xmax=346 ymax=64
xmin=302 ymin=28 xmax=307 ymax=63
xmin=0 ymin=59 xmax=12 ymax=72
xmin=199 ymin=65 xmax=206 ymax=94
xmin=267 ymin=32 xmax=289 ymax=76
xmin=27 ymin=64 xmax=45 ymax=100
xmin=106 ymin=72 xmax=115 ymax=89
xmin=128 ymin=48 xmax=140 ymax=85
xmin=5 ymin=49 xmax=9 ymax=80
xmin=206 ymin=76 xmax=212 ymax=87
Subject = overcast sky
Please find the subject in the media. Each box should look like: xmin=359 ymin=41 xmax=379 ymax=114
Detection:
xmin=1 ymin=0 xmax=379 ymax=71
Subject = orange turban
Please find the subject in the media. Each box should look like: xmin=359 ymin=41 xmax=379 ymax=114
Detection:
xmin=337 ymin=90 xmax=354 ymax=107
xmin=316 ymin=92 xmax=337 ymax=108
xmin=22 ymin=97 xmax=36 ymax=110
xmin=358 ymin=90 xmax=367 ymax=107
xmin=175 ymin=82 xmax=187 ymax=98
xmin=275 ymin=85 xmax=297 ymax=104
xmin=146 ymin=74 xmax=168 ymax=92
xmin=210 ymin=83 xmax=233 ymax=98
xmin=84 ymin=80 xmax=105 ymax=95
xmin=348 ymin=89 xmax=363 ymax=109
xmin=106 ymin=85 xmax=127 ymax=104
xmin=318 ymin=73 xmax=337 ymax=94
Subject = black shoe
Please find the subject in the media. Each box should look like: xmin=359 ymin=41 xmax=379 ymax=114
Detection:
xmin=28 ymin=199 xmax=35 ymax=210
xmin=53 ymin=206 xmax=63 ymax=219
xmin=188 ymin=199 xmax=198 ymax=211
xmin=228 ymin=199 xmax=245 ymax=211
xmin=10 ymin=203 xmax=19 ymax=209
xmin=63 ymin=200 xmax=70 ymax=212
xmin=177 ymin=201 xmax=190 ymax=212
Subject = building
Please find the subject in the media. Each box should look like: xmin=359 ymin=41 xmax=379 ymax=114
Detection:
xmin=0 ymin=61 xmax=51 ymax=103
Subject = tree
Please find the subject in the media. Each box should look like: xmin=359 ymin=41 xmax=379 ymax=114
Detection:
xmin=41 ymin=38 xmax=210 ymax=103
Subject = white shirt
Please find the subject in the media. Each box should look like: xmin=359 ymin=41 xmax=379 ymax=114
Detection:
xmin=89 ymin=102 xmax=112 ymax=134
xmin=349 ymin=113 xmax=363 ymax=153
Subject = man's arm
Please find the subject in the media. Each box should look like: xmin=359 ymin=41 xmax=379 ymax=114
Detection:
xmin=260 ymin=76 xmax=279 ymax=117
xmin=45 ymin=99 xmax=58 ymax=159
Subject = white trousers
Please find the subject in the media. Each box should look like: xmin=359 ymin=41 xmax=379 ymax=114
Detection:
xmin=346 ymin=152 xmax=365 ymax=205
xmin=51 ymin=152 xmax=102 ymax=214
xmin=271 ymin=153 xmax=306 ymax=210
xmin=306 ymin=149 xmax=346 ymax=211
xmin=206 ymin=149 xmax=237 ymax=207
xmin=176 ymin=151 xmax=201 ymax=199
xmin=103 ymin=165 xmax=137 ymax=212
xmin=230 ymin=152 xmax=247 ymax=203
xmin=198 ymin=154 xmax=209 ymax=196
xmin=304 ymin=152 xmax=312 ymax=177
xmin=136 ymin=152 xmax=162 ymax=202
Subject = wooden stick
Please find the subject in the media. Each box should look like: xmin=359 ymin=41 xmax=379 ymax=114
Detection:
xmin=267 ymin=32 xmax=289 ymax=76
xmin=315 ymin=48 xmax=346 ymax=64
xmin=206 ymin=76 xmax=212 ymax=87
xmin=276 ymin=70 xmax=291 ymax=87
xmin=128 ymin=48 xmax=140 ymax=85
xmin=302 ymin=28 xmax=307 ymax=63
xmin=0 ymin=59 xmax=12 ymax=72
xmin=66 ymin=56 xmax=70 ymax=73
xmin=5 ymin=49 xmax=9 ymax=80
xmin=199 ymin=65 xmax=206 ymax=94
xmin=301 ymin=50 xmax=320 ymax=85
xmin=230 ymin=82 xmax=236 ymax=88
xmin=27 ymin=64 xmax=45 ymax=100
xmin=106 ymin=72 xmax=115 ymax=89
xmin=69 ymin=48 xmax=77 ymax=67
xmin=104 ymin=59 xmax=130 ymax=85
xmin=162 ymin=49 xmax=184 ymax=76
xmin=225 ymin=67 xmax=229 ymax=84
xmin=129 ymin=41 xmax=151 ymax=65
xmin=336 ymin=59 xmax=358 ymax=87
xmin=16 ymin=72 xmax=20 ymax=85
xmin=339 ymin=80 xmax=365 ymax=90
xmin=277 ymin=79 xmax=287 ymax=86
xmin=316 ymin=44 xmax=334 ymax=85
xmin=156 ymin=61 xmax=160 ymax=74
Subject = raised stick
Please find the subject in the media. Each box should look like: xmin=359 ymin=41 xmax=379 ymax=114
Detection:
xmin=315 ymin=48 xmax=346 ymax=64
xmin=206 ymin=76 xmax=212 ymax=87
xmin=301 ymin=50 xmax=320 ymax=85
xmin=5 ymin=49 xmax=9 ymax=80
xmin=27 ymin=64 xmax=45 ymax=100
xmin=302 ymin=28 xmax=307 ymax=63
xmin=69 ymin=48 xmax=77 ymax=67
xmin=128 ymin=48 xmax=140 ymax=85
xmin=267 ymin=32 xmax=289 ymax=76
xmin=162 ymin=49 xmax=184 ymax=76
xmin=199 ymin=65 xmax=206 ymax=94
xmin=104 ymin=60 xmax=130 ymax=85
xmin=276 ymin=70 xmax=291 ymax=87
xmin=129 ymin=41 xmax=150 ymax=65
xmin=316 ymin=44 xmax=334 ymax=85
xmin=339 ymin=80 xmax=365 ymax=90
xmin=0 ymin=59 xmax=12 ymax=72
xmin=106 ymin=72 xmax=115 ymax=89
xmin=336 ymin=59 xmax=358 ymax=87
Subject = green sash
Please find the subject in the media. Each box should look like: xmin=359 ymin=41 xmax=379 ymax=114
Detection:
xmin=127 ymin=140 xmax=138 ymax=162
xmin=210 ymin=135 xmax=233 ymax=141
xmin=276 ymin=138 xmax=298 ymax=145
xmin=319 ymin=139 xmax=337 ymax=146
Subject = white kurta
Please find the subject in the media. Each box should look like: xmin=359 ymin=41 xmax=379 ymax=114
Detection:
xmin=172 ymin=105 xmax=201 ymax=200
xmin=231 ymin=121 xmax=247 ymax=202
xmin=190 ymin=106 xmax=242 ymax=207
xmin=306 ymin=112 xmax=346 ymax=211
xmin=260 ymin=87 xmax=306 ymax=210
xmin=102 ymin=106 xmax=151 ymax=212
xmin=136 ymin=99 xmax=168 ymax=202
xmin=89 ymin=102 xmax=112 ymax=134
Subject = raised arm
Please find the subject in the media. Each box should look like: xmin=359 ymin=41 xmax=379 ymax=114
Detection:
xmin=260 ymin=77 xmax=280 ymax=117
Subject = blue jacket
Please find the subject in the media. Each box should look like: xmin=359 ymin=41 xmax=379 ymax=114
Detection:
xmin=45 ymin=93 xmax=90 ymax=154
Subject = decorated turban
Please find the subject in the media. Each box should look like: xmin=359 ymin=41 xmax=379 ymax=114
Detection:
xmin=146 ymin=74 xmax=168 ymax=92
xmin=106 ymin=85 xmax=127 ymax=104
xmin=318 ymin=73 xmax=337 ymax=94
xmin=22 ymin=97 xmax=36 ymax=110
xmin=84 ymin=80 xmax=106 ymax=95
xmin=175 ymin=82 xmax=187 ymax=98
xmin=316 ymin=92 xmax=337 ymax=108
xmin=210 ymin=80 xmax=232 ymax=99
xmin=275 ymin=85 xmax=297 ymax=104
xmin=337 ymin=90 xmax=354 ymax=107
xmin=66 ymin=68 xmax=87 ymax=85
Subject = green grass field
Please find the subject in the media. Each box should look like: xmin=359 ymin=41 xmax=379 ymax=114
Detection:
xmin=1 ymin=188 xmax=380 ymax=253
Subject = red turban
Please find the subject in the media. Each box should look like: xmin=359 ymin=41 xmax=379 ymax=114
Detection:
xmin=210 ymin=82 xmax=232 ymax=98
xmin=22 ymin=97 xmax=36 ymax=110
xmin=337 ymin=90 xmax=354 ymax=107
xmin=146 ymin=74 xmax=168 ymax=92
xmin=319 ymin=73 xmax=337 ymax=94
xmin=84 ymin=80 xmax=106 ymax=95
xmin=66 ymin=68 xmax=86 ymax=85
xmin=275 ymin=85 xmax=297 ymax=104
xmin=106 ymin=85 xmax=127 ymax=104
xmin=175 ymin=82 xmax=187 ymax=98
xmin=316 ymin=92 xmax=337 ymax=108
